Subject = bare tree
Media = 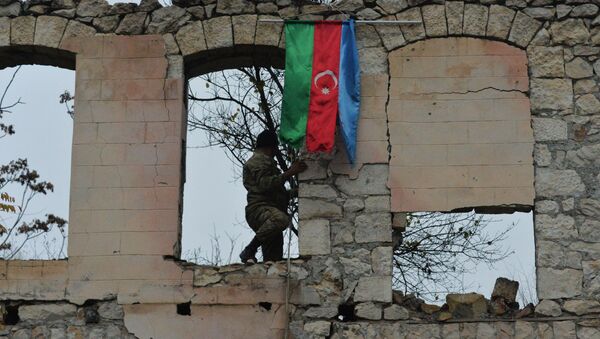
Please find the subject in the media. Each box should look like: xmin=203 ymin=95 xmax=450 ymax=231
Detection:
xmin=393 ymin=212 xmax=513 ymax=301
xmin=187 ymin=67 xmax=517 ymax=302
xmin=0 ymin=67 xmax=67 ymax=259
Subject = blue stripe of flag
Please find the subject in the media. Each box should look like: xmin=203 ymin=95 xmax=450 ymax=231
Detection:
xmin=338 ymin=20 xmax=361 ymax=164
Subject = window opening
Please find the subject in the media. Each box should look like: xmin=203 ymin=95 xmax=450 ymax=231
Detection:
xmin=393 ymin=211 xmax=536 ymax=307
xmin=182 ymin=67 xmax=299 ymax=266
xmin=0 ymin=65 xmax=74 ymax=260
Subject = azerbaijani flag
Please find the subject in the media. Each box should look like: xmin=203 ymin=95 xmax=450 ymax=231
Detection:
xmin=279 ymin=20 xmax=361 ymax=163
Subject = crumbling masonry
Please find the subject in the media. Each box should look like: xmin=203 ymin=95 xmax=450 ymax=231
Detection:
xmin=1 ymin=0 xmax=600 ymax=338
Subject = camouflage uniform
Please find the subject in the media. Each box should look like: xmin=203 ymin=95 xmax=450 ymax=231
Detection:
xmin=243 ymin=152 xmax=290 ymax=261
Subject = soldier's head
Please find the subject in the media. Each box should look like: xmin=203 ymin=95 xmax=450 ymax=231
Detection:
xmin=255 ymin=130 xmax=279 ymax=156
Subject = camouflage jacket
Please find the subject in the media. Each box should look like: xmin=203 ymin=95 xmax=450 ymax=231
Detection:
xmin=243 ymin=152 xmax=290 ymax=212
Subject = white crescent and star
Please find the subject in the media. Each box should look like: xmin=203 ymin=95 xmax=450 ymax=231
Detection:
xmin=314 ymin=70 xmax=338 ymax=95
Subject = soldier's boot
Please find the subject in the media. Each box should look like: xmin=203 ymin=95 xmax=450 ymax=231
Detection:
xmin=239 ymin=237 xmax=260 ymax=265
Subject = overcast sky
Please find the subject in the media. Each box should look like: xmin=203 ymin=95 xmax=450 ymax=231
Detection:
xmin=0 ymin=0 xmax=536 ymax=301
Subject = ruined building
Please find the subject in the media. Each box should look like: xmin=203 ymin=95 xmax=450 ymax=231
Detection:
xmin=1 ymin=0 xmax=600 ymax=337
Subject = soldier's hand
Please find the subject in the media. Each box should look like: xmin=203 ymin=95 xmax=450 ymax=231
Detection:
xmin=284 ymin=161 xmax=308 ymax=178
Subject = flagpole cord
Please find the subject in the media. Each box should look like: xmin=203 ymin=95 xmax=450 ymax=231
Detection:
xmin=258 ymin=19 xmax=422 ymax=24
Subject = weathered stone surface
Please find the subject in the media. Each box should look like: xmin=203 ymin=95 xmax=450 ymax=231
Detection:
xmin=383 ymin=304 xmax=409 ymax=320
xmin=535 ymin=200 xmax=559 ymax=214
xmin=445 ymin=1 xmax=463 ymax=35
xmin=421 ymin=5 xmax=446 ymax=37
xmin=356 ymin=8 xmax=380 ymax=20
xmin=204 ymin=16 xmax=233 ymax=49
xmin=76 ymin=0 xmax=109 ymax=17
xmin=0 ymin=2 xmax=21 ymax=17
xmin=10 ymin=16 xmax=35 ymax=45
xmin=34 ymin=15 xmax=68 ymax=48
xmin=0 ymin=17 xmax=8 ymax=46
xmin=304 ymin=321 xmax=331 ymax=336
xmin=299 ymin=199 xmax=342 ymax=219
xmin=193 ymin=267 xmax=222 ymax=286
xmin=535 ymin=299 xmax=561 ymax=317
xmin=359 ymin=47 xmax=388 ymax=74
xmin=378 ymin=0 xmax=407 ymax=14
xmin=580 ymin=199 xmax=600 ymax=217
xmin=574 ymin=79 xmax=599 ymax=95
xmin=515 ymin=321 xmax=535 ymax=339
xmin=532 ymin=118 xmax=568 ymax=141
xmin=396 ymin=8 xmax=424 ymax=42
xmin=582 ymin=260 xmax=600 ymax=295
xmin=527 ymin=46 xmax=564 ymax=77
xmin=534 ymin=144 xmax=552 ymax=167
xmin=420 ymin=303 xmax=440 ymax=314
xmin=408 ymin=324 xmax=441 ymax=338
xmin=176 ymin=21 xmax=206 ymax=56
xmin=299 ymin=219 xmax=330 ymax=255
xmin=491 ymin=277 xmax=519 ymax=303
xmin=62 ymin=20 xmax=96 ymax=40
xmin=487 ymin=5 xmax=515 ymax=39
xmin=162 ymin=33 xmax=180 ymax=55
xmin=556 ymin=4 xmax=572 ymax=19
xmin=336 ymin=165 xmax=389 ymax=196
xmin=304 ymin=306 xmax=338 ymax=319
xmin=355 ymin=24 xmax=380 ymax=50
xmin=535 ymin=169 xmax=585 ymax=198
xmin=354 ymin=213 xmax=392 ymax=243
xmin=392 ymin=213 xmax=407 ymax=230
xmin=97 ymin=302 xmax=123 ymax=320
xmin=364 ymin=196 xmax=389 ymax=212
xmin=446 ymin=293 xmax=487 ymax=319
xmin=299 ymin=184 xmax=338 ymax=199
xmin=563 ymin=299 xmax=600 ymax=315
xmin=373 ymin=16 xmax=405 ymax=51
xmin=550 ymin=19 xmax=590 ymax=45
xmin=255 ymin=15 xmax=282 ymax=47
xmin=232 ymin=14 xmax=256 ymax=45
xmin=19 ymin=304 xmax=77 ymax=322
xmin=340 ymin=256 xmax=371 ymax=276
xmin=354 ymin=276 xmax=392 ymax=302
xmin=578 ymin=219 xmax=600 ymax=242
xmin=92 ymin=15 xmax=119 ymax=33
xmin=116 ymin=12 xmax=146 ymax=35
xmin=571 ymin=4 xmax=599 ymax=17
xmin=508 ymin=11 xmax=542 ymax=47
xmin=463 ymin=4 xmax=488 ymax=36
xmin=574 ymin=45 xmax=600 ymax=56
xmin=568 ymin=145 xmax=600 ymax=168
xmin=147 ymin=6 xmax=190 ymax=34
xmin=536 ymin=214 xmax=577 ymax=240
xmin=256 ymin=2 xmax=277 ymax=14
xmin=343 ymin=198 xmax=364 ymax=213
xmin=537 ymin=268 xmax=583 ymax=299
xmin=355 ymin=302 xmax=382 ymax=320
xmin=566 ymin=57 xmax=594 ymax=79
xmin=216 ymin=0 xmax=255 ymax=15
xmin=530 ymin=27 xmax=550 ymax=46
xmin=530 ymin=79 xmax=573 ymax=111
xmin=371 ymin=246 xmax=392 ymax=275
xmin=553 ymin=321 xmax=576 ymax=338
xmin=578 ymin=327 xmax=600 ymax=339
xmin=523 ymin=7 xmax=555 ymax=19
xmin=476 ymin=323 xmax=496 ymax=338
xmin=575 ymin=94 xmax=600 ymax=115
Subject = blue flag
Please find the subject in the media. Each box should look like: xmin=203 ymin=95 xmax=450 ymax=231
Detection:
xmin=338 ymin=20 xmax=361 ymax=164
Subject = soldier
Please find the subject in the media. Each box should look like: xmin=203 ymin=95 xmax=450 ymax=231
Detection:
xmin=239 ymin=130 xmax=307 ymax=264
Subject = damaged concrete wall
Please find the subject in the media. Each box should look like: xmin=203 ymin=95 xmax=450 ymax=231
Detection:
xmin=0 ymin=0 xmax=599 ymax=338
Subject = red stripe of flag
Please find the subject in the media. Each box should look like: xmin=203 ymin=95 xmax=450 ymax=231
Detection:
xmin=306 ymin=22 xmax=342 ymax=153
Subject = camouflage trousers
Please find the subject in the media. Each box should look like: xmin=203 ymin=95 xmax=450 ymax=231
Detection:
xmin=245 ymin=205 xmax=289 ymax=261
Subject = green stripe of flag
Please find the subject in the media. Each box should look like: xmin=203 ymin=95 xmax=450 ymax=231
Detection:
xmin=279 ymin=23 xmax=314 ymax=149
